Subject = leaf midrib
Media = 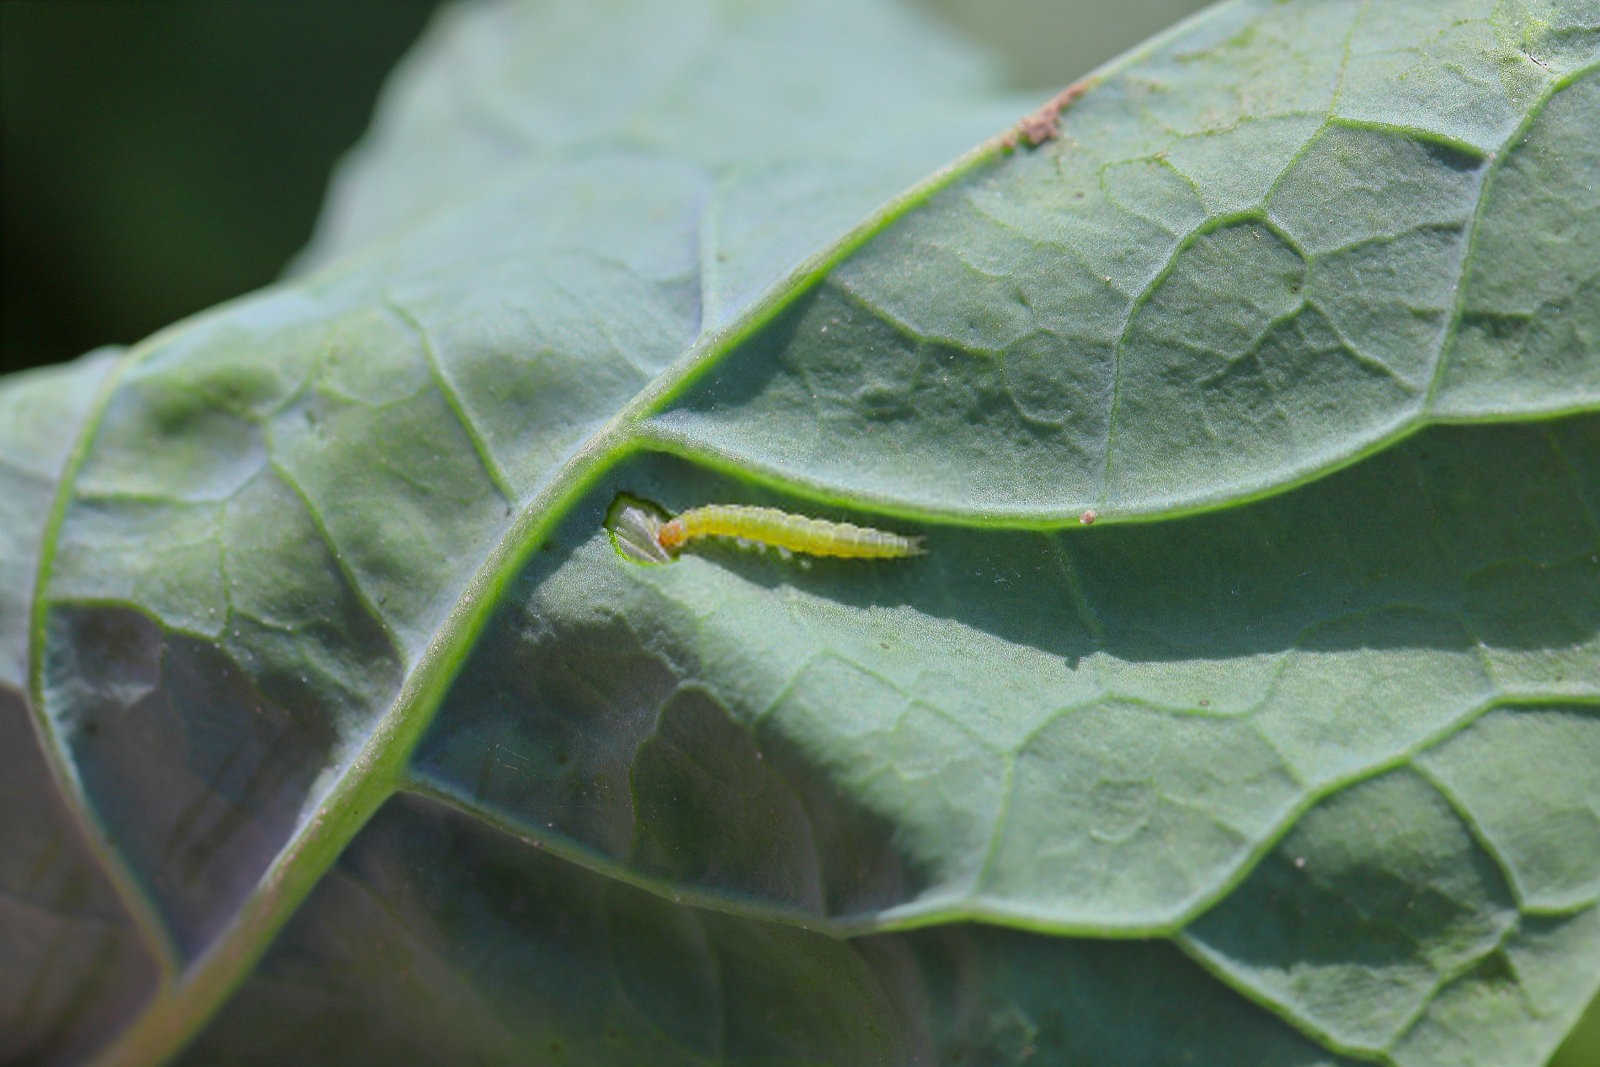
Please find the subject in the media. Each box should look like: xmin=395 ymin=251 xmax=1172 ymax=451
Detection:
xmin=67 ymin=73 xmax=1038 ymax=1067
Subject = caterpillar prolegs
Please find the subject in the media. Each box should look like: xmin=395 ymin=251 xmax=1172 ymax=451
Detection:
xmin=608 ymin=495 xmax=923 ymax=565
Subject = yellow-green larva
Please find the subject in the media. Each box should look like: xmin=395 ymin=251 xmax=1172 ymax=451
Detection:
xmin=607 ymin=495 xmax=922 ymax=565
xmin=661 ymin=504 xmax=923 ymax=559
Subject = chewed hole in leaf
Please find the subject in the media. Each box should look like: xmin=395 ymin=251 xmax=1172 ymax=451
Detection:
xmin=607 ymin=492 xmax=674 ymax=564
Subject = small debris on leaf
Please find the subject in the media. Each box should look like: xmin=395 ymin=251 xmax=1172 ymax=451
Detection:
xmin=1006 ymin=79 xmax=1093 ymax=149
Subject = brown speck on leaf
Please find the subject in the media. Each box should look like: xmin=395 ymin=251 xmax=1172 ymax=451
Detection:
xmin=1079 ymin=508 xmax=1097 ymax=526
xmin=1015 ymin=79 xmax=1092 ymax=147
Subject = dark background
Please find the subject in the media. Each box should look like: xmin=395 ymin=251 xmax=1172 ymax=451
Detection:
xmin=2 ymin=1 xmax=443 ymax=375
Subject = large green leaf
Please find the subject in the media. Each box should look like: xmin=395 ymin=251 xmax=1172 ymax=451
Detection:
xmin=4 ymin=0 xmax=1597 ymax=1063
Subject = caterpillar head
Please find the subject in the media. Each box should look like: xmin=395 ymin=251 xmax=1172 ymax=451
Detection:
xmin=656 ymin=517 xmax=687 ymax=552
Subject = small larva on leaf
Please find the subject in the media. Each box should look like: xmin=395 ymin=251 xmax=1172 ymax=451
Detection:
xmin=607 ymin=494 xmax=923 ymax=565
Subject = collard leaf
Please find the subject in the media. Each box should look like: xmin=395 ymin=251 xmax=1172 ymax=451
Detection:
xmin=3 ymin=1 xmax=1597 ymax=1064
xmin=0 ymin=353 xmax=158 ymax=1064
xmin=649 ymin=5 xmax=1600 ymax=517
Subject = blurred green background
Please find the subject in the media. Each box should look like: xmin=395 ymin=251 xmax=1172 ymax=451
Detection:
xmin=1 ymin=1 xmax=442 ymax=374
xmin=1 ymin=1 xmax=1597 ymax=1062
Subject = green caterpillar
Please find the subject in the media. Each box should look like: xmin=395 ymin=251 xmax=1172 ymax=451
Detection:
xmin=608 ymin=495 xmax=922 ymax=565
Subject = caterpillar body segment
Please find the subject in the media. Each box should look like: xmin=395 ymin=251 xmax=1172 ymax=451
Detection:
xmin=659 ymin=505 xmax=923 ymax=559
xmin=606 ymin=495 xmax=923 ymax=565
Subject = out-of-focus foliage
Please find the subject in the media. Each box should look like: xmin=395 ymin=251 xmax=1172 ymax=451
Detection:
xmin=0 ymin=2 xmax=440 ymax=374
